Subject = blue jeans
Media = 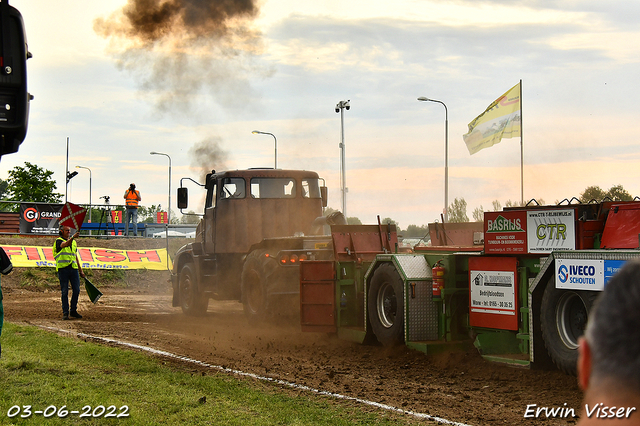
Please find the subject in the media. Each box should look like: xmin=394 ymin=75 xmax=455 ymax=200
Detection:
xmin=58 ymin=267 xmax=81 ymax=315
xmin=125 ymin=208 xmax=138 ymax=236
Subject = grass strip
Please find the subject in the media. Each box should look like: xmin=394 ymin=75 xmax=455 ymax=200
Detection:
xmin=0 ymin=322 xmax=426 ymax=425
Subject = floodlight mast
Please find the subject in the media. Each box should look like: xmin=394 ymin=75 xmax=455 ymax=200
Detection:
xmin=335 ymin=100 xmax=350 ymax=218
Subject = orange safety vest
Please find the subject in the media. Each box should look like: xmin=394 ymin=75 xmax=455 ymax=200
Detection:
xmin=125 ymin=189 xmax=140 ymax=208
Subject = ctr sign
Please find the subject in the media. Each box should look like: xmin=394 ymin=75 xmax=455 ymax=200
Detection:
xmin=526 ymin=209 xmax=575 ymax=253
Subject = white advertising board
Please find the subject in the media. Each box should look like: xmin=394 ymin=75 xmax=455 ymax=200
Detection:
xmin=469 ymin=270 xmax=516 ymax=316
xmin=555 ymin=259 xmax=604 ymax=291
xmin=527 ymin=209 xmax=575 ymax=253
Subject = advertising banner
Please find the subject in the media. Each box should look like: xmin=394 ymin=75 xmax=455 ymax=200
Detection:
xmin=1 ymin=245 xmax=171 ymax=271
xmin=556 ymin=259 xmax=604 ymax=291
xmin=469 ymin=257 xmax=518 ymax=330
xmin=19 ymin=203 xmax=63 ymax=234
xmin=157 ymin=211 xmax=168 ymax=224
xmin=604 ymin=260 xmax=626 ymax=284
xmin=111 ymin=211 xmax=122 ymax=223
xmin=485 ymin=209 xmax=576 ymax=255
xmin=526 ymin=209 xmax=575 ymax=253
xmin=484 ymin=211 xmax=527 ymax=254
xmin=556 ymin=259 xmax=627 ymax=291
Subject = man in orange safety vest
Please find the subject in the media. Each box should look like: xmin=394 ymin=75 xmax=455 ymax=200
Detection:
xmin=123 ymin=183 xmax=141 ymax=236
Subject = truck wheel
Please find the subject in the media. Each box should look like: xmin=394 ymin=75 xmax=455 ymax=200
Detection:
xmin=179 ymin=262 xmax=208 ymax=316
xmin=368 ymin=263 xmax=404 ymax=346
xmin=241 ymin=250 xmax=271 ymax=324
xmin=540 ymin=277 xmax=597 ymax=375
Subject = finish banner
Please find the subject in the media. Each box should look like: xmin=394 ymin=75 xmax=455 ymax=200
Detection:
xmin=0 ymin=245 xmax=171 ymax=271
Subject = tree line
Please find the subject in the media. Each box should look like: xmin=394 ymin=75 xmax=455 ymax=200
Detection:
xmin=2 ymin=161 xmax=635 ymax=230
xmin=326 ymin=184 xmax=635 ymax=235
xmin=446 ymin=184 xmax=634 ymax=223
xmin=0 ymin=161 xmax=195 ymax=224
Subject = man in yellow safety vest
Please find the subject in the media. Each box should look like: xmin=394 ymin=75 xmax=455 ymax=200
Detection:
xmin=123 ymin=183 xmax=142 ymax=236
xmin=53 ymin=226 xmax=85 ymax=320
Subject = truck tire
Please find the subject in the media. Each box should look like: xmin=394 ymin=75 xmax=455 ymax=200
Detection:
xmin=179 ymin=262 xmax=208 ymax=316
xmin=368 ymin=263 xmax=404 ymax=346
xmin=540 ymin=277 xmax=597 ymax=375
xmin=241 ymin=250 xmax=271 ymax=325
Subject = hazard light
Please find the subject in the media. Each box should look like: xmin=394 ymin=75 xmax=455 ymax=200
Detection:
xmin=278 ymin=254 xmax=302 ymax=265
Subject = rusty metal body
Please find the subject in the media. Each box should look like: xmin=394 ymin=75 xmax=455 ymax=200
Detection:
xmin=171 ymin=168 xmax=333 ymax=318
xmin=199 ymin=169 xmax=324 ymax=255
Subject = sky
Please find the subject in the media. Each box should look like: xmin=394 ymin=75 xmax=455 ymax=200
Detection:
xmin=1 ymin=0 xmax=640 ymax=229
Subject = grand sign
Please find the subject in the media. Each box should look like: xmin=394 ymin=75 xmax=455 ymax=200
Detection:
xmin=19 ymin=203 xmax=63 ymax=234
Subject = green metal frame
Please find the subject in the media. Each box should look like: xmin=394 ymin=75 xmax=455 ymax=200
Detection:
xmin=334 ymin=259 xmax=369 ymax=343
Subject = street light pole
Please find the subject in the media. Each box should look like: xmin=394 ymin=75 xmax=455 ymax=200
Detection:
xmin=252 ymin=130 xmax=277 ymax=169
xmin=150 ymin=151 xmax=171 ymax=226
xmin=75 ymin=165 xmax=92 ymax=223
xmin=150 ymin=151 xmax=172 ymax=269
xmin=335 ymin=100 xmax=350 ymax=218
xmin=418 ymin=97 xmax=448 ymax=222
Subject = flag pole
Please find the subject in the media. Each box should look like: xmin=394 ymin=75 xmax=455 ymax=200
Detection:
xmin=65 ymin=137 xmax=69 ymax=204
xmin=519 ymin=79 xmax=523 ymax=206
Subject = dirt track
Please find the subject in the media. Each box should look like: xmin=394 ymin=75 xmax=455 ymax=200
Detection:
xmin=1 ymin=238 xmax=583 ymax=425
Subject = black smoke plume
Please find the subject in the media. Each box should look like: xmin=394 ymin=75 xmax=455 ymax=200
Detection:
xmin=189 ymin=137 xmax=229 ymax=182
xmin=95 ymin=0 xmax=268 ymax=117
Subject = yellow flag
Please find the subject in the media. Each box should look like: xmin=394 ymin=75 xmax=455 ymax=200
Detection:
xmin=463 ymin=83 xmax=521 ymax=155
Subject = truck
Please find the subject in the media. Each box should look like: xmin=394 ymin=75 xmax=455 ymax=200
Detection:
xmin=170 ymin=168 xmax=343 ymax=322
xmin=299 ymin=199 xmax=640 ymax=374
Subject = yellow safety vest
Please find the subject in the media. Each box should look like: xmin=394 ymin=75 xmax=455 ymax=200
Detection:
xmin=125 ymin=189 xmax=140 ymax=208
xmin=53 ymin=237 xmax=78 ymax=271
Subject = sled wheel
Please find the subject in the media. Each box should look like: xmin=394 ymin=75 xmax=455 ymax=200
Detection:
xmin=368 ymin=263 xmax=404 ymax=346
xmin=540 ymin=277 xmax=597 ymax=375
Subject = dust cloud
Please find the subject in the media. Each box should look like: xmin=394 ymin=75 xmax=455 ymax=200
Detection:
xmin=94 ymin=0 xmax=270 ymax=117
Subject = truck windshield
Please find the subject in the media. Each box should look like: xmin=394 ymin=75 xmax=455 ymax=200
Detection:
xmin=250 ymin=178 xmax=296 ymax=198
xmin=301 ymin=178 xmax=321 ymax=198
xmin=221 ymin=177 xmax=246 ymax=199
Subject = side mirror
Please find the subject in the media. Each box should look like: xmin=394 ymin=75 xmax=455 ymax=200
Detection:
xmin=0 ymin=1 xmax=32 ymax=158
xmin=320 ymin=186 xmax=328 ymax=208
xmin=177 ymin=187 xmax=188 ymax=209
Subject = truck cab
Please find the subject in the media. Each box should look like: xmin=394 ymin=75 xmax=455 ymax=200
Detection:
xmin=171 ymin=168 xmax=336 ymax=320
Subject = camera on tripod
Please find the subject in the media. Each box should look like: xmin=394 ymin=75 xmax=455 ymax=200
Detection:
xmin=96 ymin=195 xmax=114 ymax=236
